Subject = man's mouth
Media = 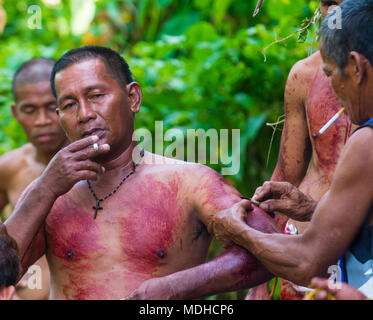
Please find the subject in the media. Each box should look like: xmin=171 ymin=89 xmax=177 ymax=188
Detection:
xmin=82 ymin=128 xmax=105 ymax=138
xmin=35 ymin=133 xmax=56 ymax=142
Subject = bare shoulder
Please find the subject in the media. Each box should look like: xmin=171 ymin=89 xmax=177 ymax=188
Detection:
xmin=334 ymin=127 xmax=373 ymax=184
xmin=341 ymin=127 xmax=373 ymax=166
xmin=292 ymin=51 xmax=321 ymax=78
xmin=141 ymin=152 xmax=208 ymax=180
xmin=287 ymin=51 xmax=321 ymax=88
xmin=284 ymin=51 xmax=321 ymax=112
xmin=0 ymin=144 xmax=33 ymax=186
xmin=141 ymin=152 xmax=235 ymax=191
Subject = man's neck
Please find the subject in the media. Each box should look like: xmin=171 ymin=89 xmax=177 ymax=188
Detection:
xmin=96 ymin=141 xmax=140 ymax=186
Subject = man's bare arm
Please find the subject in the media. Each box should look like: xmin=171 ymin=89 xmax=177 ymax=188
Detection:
xmin=0 ymin=191 xmax=9 ymax=220
xmin=4 ymin=136 xmax=109 ymax=271
xmin=212 ymin=129 xmax=373 ymax=286
xmin=270 ymin=61 xmax=312 ymax=185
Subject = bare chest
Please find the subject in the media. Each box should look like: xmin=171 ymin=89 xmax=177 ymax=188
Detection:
xmin=45 ymin=178 xmax=206 ymax=276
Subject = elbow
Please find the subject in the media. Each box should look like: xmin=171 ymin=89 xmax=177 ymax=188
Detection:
xmin=292 ymin=261 xmax=322 ymax=287
xmin=293 ymin=261 xmax=325 ymax=287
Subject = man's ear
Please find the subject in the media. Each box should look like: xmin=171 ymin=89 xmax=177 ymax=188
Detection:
xmin=126 ymin=82 xmax=142 ymax=114
xmin=348 ymin=51 xmax=367 ymax=85
xmin=0 ymin=285 xmax=15 ymax=300
xmin=11 ymin=103 xmax=19 ymax=121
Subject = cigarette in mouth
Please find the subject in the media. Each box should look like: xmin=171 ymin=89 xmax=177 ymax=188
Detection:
xmin=318 ymin=108 xmax=345 ymax=135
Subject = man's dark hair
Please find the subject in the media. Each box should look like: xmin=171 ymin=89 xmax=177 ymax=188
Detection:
xmin=50 ymin=45 xmax=134 ymax=98
xmin=0 ymin=224 xmax=20 ymax=288
xmin=320 ymin=0 xmax=373 ymax=74
xmin=12 ymin=57 xmax=56 ymax=101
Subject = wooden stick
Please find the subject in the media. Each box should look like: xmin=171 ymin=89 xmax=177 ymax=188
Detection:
xmin=253 ymin=0 xmax=264 ymax=17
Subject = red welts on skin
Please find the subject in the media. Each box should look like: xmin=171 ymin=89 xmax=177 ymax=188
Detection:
xmin=46 ymin=196 xmax=104 ymax=263
xmin=118 ymin=175 xmax=185 ymax=275
xmin=307 ymin=70 xmax=351 ymax=173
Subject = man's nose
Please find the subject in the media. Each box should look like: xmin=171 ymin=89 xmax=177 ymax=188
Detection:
xmin=35 ymin=109 xmax=53 ymax=126
xmin=77 ymin=99 xmax=96 ymax=123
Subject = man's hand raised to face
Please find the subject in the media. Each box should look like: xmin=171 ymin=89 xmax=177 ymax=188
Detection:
xmin=39 ymin=135 xmax=110 ymax=198
xmin=252 ymin=181 xmax=317 ymax=222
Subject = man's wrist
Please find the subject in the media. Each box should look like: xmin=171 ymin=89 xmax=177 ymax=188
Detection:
xmin=34 ymin=177 xmax=59 ymax=202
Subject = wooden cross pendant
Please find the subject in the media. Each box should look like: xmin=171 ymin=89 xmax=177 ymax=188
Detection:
xmin=93 ymin=200 xmax=103 ymax=219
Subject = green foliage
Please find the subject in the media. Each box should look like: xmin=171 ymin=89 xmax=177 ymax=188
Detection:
xmin=0 ymin=0 xmax=320 ymax=299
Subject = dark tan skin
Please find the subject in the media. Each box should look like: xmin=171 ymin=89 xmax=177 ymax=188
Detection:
xmin=212 ymin=46 xmax=373 ymax=288
xmin=4 ymin=58 xmax=278 ymax=299
xmin=308 ymin=277 xmax=367 ymax=300
xmin=248 ymin=0 xmax=357 ymax=300
xmin=0 ymin=80 xmax=68 ymax=300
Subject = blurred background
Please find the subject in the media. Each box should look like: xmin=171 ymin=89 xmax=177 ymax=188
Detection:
xmin=0 ymin=0 xmax=320 ymax=299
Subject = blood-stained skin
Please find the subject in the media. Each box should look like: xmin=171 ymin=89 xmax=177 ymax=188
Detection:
xmin=118 ymin=174 xmax=186 ymax=275
xmin=42 ymin=164 xmax=281 ymax=299
xmin=307 ymin=70 xmax=352 ymax=175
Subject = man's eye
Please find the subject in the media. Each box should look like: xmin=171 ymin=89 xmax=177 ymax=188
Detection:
xmin=22 ymin=107 xmax=35 ymax=114
xmin=47 ymin=104 xmax=57 ymax=112
xmin=62 ymin=102 xmax=74 ymax=110
xmin=90 ymin=94 xmax=105 ymax=101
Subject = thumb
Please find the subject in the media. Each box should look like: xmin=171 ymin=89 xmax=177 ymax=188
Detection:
xmin=238 ymin=199 xmax=253 ymax=212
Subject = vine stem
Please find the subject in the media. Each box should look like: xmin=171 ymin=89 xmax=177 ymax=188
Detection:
xmin=253 ymin=0 xmax=265 ymax=17
xmin=262 ymin=8 xmax=321 ymax=62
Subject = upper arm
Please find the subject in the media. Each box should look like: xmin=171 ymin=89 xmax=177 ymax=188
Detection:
xmin=0 ymin=191 xmax=9 ymax=219
xmin=301 ymin=129 xmax=373 ymax=270
xmin=189 ymin=164 xmax=242 ymax=231
xmin=272 ymin=62 xmax=312 ymax=185
xmin=0 ymin=156 xmax=11 ymax=218
xmin=10 ymin=181 xmax=46 ymax=274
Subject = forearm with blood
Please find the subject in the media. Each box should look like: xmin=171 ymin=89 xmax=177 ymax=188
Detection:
xmin=165 ymin=246 xmax=272 ymax=299
xmin=164 ymin=206 xmax=281 ymax=299
xmin=232 ymin=227 xmax=316 ymax=286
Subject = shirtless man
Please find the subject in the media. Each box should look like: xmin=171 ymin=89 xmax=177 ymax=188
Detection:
xmin=3 ymin=46 xmax=279 ymax=300
xmin=248 ymin=0 xmax=357 ymax=300
xmin=0 ymin=58 xmax=69 ymax=299
xmin=212 ymin=0 xmax=373 ymax=299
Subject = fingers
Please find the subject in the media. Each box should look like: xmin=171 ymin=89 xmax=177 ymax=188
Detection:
xmin=75 ymin=143 xmax=111 ymax=161
xmin=310 ymin=277 xmax=329 ymax=289
xmin=252 ymin=181 xmax=294 ymax=201
xmin=75 ymin=160 xmax=105 ymax=175
xmin=67 ymin=135 xmax=99 ymax=153
xmin=75 ymin=170 xmax=100 ymax=182
xmin=259 ymin=199 xmax=290 ymax=213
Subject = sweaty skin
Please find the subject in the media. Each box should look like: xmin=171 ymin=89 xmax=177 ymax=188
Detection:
xmin=0 ymin=79 xmax=68 ymax=300
xmin=5 ymin=57 xmax=279 ymax=300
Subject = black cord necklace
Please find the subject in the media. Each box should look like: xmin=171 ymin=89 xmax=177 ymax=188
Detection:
xmin=87 ymin=148 xmax=144 ymax=219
